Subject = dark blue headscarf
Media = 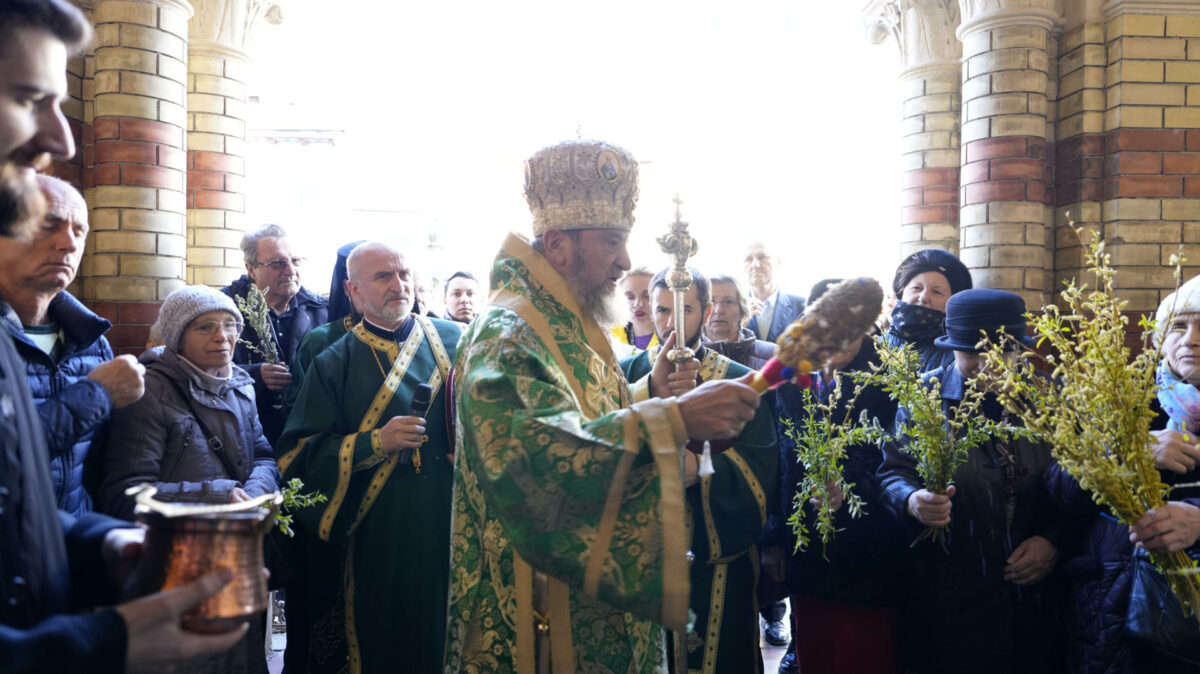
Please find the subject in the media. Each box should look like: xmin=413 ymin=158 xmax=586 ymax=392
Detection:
xmin=328 ymin=240 xmax=364 ymax=322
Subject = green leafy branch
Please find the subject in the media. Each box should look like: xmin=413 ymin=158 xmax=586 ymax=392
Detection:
xmin=977 ymin=227 xmax=1200 ymax=616
xmin=274 ymin=477 xmax=327 ymax=538
xmin=234 ymin=285 xmax=281 ymax=364
xmin=783 ymin=377 xmax=884 ymax=556
xmin=870 ymin=338 xmax=1025 ymax=550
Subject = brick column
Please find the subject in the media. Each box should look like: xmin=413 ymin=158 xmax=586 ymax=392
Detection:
xmin=83 ymin=0 xmax=192 ymax=354
xmin=957 ymin=2 xmax=1058 ymax=308
xmin=900 ymin=62 xmax=962 ymax=256
xmin=1101 ymin=7 xmax=1200 ymax=317
xmin=185 ymin=40 xmax=248 ymax=287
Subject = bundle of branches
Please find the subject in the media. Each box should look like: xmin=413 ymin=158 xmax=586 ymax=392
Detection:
xmin=783 ymin=377 xmax=884 ymax=555
xmin=234 ymin=284 xmax=281 ymax=364
xmin=977 ymin=230 xmax=1200 ymax=617
xmin=871 ymin=339 xmax=1019 ymax=549
xmin=274 ymin=477 xmax=328 ymax=538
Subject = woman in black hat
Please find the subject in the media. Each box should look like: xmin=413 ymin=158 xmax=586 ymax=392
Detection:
xmin=883 ymin=248 xmax=973 ymax=373
xmin=878 ymin=289 xmax=1072 ymax=674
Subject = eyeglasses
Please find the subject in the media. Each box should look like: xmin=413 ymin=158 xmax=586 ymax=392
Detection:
xmin=251 ymin=256 xmax=305 ymax=271
xmin=189 ymin=320 xmax=243 ymax=337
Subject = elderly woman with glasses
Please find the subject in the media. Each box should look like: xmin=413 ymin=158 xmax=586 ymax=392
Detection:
xmin=100 ymin=286 xmax=280 ymax=522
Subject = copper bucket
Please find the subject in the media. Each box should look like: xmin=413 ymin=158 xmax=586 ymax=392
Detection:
xmin=126 ymin=485 xmax=283 ymax=633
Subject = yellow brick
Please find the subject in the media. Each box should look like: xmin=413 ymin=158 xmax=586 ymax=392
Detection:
xmin=223 ymin=57 xmax=251 ymax=84
xmin=1118 ymin=60 xmax=1166 ymax=83
xmin=192 ymin=74 xmax=246 ymax=99
xmin=1106 ymin=105 xmax=1163 ymax=129
xmin=158 ymin=278 xmax=186 ymax=299
xmin=1103 ymin=198 xmax=1162 ymax=221
xmin=1120 ymin=37 xmax=1187 ymax=60
xmin=186 ymin=209 xmax=226 ymax=229
xmin=961 ymin=75 xmax=991 ymax=101
xmin=991 ymin=114 xmax=1046 ymax=137
xmin=1108 ymin=14 xmax=1166 ymax=40
xmin=903 ymin=93 xmax=955 ymax=117
xmin=93 ymin=1 xmax=157 ymax=27
xmin=991 ymin=69 xmax=1048 ymax=93
xmin=89 ymin=209 xmax=119 ymax=231
xmin=94 ymin=47 xmax=156 ymax=74
xmin=967 ymin=50 xmax=1030 ymax=78
xmin=959 ymin=118 xmax=991 ymax=144
xmin=1113 ymin=82 xmax=1187 ymax=105
xmin=187 ymin=93 xmax=224 ymax=114
xmin=81 ymin=253 xmax=120 ymax=277
xmin=1167 ymin=62 xmax=1200 ymax=82
xmin=991 ymin=245 xmax=1044 ymax=267
xmin=92 ymin=23 xmax=120 ymax=48
xmin=1058 ymin=66 xmax=1104 ymax=96
xmin=1061 ymin=43 xmax=1107 ymax=75
xmin=158 ymin=100 xmax=186 ymax=127
xmin=990 ymin=201 xmax=1045 ymax=225
xmin=120 ymin=71 xmax=184 ymax=102
xmin=192 ymin=227 xmax=243 ymax=249
xmin=1110 ymin=243 xmax=1162 ymax=266
xmin=189 ymin=267 xmax=240 ymax=289
xmin=93 ymin=92 xmax=157 ymax=119
xmin=92 ymin=70 xmax=120 ymax=94
xmin=1058 ymin=89 xmax=1105 ymax=118
xmin=962 ymin=222 xmax=1026 ymax=247
xmin=186 ymin=132 xmax=225 ymax=153
xmin=192 ymin=113 xmax=244 ymax=138
xmin=1165 ymin=107 xmax=1200 ymax=127
xmin=84 ymin=55 xmax=96 ymax=79
xmin=157 ymin=233 xmax=186 ymax=258
xmin=1113 ymin=267 xmax=1179 ymax=290
xmin=120 ymin=24 xmax=184 ymax=62
xmin=1190 ymin=85 xmax=1200 ymax=106
xmin=923 ymin=111 xmax=958 ymax=132
xmin=123 ymin=210 xmax=184 ymax=234
xmin=157 ymin=4 xmax=189 ymax=39
xmin=1167 ymin=17 xmax=1200 ymax=38
xmin=187 ymin=247 xmax=228 ymax=268
xmin=119 ymin=254 xmax=182 ymax=278
xmin=61 ymin=97 xmax=82 ymax=122
xmin=1058 ymin=24 xmax=1099 ymax=56
xmin=966 ymin=92 xmax=1031 ymax=119
xmin=188 ymin=54 xmax=226 ymax=77
xmin=973 ymin=267 xmax=1026 ymax=290
xmin=1191 ymin=39 xmax=1200 ymax=59
xmin=158 ymin=55 xmax=187 ymax=84
xmin=1162 ymin=200 xmax=1200 ymax=221
xmin=923 ymin=149 xmax=959 ymax=169
xmin=91 ymin=277 xmax=158 ymax=301
xmin=93 ymin=230 xmax=156 ymax=253
xmin=961 ymin=30 xmax=992 ymax=59
xmin=993 ymin=25 xmax=1048 ymax=50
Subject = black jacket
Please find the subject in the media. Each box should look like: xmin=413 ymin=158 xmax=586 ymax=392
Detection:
xmin=221 ymin=275 xmax=328 ymax=444
xmin=702 ymin=326 xmax=775 ymax=370
xmin=0 ymin=310 xmax=130 ymax=673
xmin=878 ymin=363 xmax=1074 ymax=674
xmin=5 ymin=292 xmax=114 ymax=516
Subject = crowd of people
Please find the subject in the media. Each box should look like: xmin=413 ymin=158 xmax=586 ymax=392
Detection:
xmin=3 ymin=2 xmax=1200 ymax=673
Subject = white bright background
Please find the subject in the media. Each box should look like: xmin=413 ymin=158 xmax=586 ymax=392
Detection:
xmin=243 ymin=1 xmax=904 ymax=308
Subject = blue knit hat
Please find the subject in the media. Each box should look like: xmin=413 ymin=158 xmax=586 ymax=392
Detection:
xmin=934 ymin=288 xmax=1036 ymax=352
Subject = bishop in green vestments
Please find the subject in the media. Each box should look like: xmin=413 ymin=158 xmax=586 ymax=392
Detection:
xmin=278 ymin=242 xmax=461 ymax=674
xmin=445 ymin=140 xmax=763 ymax=674
xmin=619 ymin=268 xmax=778 ymax=674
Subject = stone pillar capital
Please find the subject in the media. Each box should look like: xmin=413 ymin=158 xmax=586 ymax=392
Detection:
xmin=1100 ymin=0 xmax=1200 ymax=18
xmin=865 ymin=0 xmax=963 ymax=71
xmin=189 ymin=0 xmax=280 ymax=54
xmin=957 ymin=0 xmax=1062 ymax=38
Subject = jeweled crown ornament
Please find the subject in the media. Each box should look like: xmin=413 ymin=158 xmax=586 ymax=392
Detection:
xmin=524 ymin=139 xmax=639 ymax=235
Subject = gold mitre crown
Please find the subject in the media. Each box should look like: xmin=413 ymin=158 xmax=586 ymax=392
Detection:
xmin=523 ymin=139 xmax=639 ymax=236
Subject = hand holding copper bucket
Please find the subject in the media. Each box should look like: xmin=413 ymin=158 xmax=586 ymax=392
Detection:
xmin=124 ymin=485 xmax=283 ymax=633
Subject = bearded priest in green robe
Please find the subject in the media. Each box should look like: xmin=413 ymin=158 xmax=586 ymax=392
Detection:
xmin=619 ymin=267 xmax=778 ymax=674
xmin=278 ymin=241 xmax=463 ymax=674
xmin=445 ymin=140 xmax=764 ymax=673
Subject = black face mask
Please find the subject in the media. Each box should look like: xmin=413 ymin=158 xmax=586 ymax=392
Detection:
xmin=888 ymin=301 xmax=946 ymax=344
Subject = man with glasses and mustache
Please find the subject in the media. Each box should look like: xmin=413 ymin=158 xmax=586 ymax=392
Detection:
xmin=446 ymin=140 xmax=762 ymax=672
xmin=222 ymin=223 xmax=329 ymax=444
xmin=0 ymin=1 xmax=252 ymax=670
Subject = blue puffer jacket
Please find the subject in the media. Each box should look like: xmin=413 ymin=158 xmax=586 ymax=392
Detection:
xmin=4 ymin=292 xmax=114 ymax=517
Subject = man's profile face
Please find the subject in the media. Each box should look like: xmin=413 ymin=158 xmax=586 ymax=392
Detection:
xmin=652 ymin=284 xmax=710 ymax=350
xmin=0 ymin=30 xmax=75 ymax=237
xmin=567 ymin=229 xmax=631 ymax=296
xmin=744 ymin=245 xmax=774 ymax=290
xmin=444 ymin=276 xmax=479 ymax=323
xmin=349 ymin=248 xmax=413 ymax=328
xmin=248 ymin=236 xmax=301 ymax=301
xmin=0 ymin=178 xmax=88 ymax=294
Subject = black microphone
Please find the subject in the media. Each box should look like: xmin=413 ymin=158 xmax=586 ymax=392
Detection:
xmin=399 ymin=383 xmax=434 ymax=469
xmin=411 ymin=382 xmax=433 ymax=419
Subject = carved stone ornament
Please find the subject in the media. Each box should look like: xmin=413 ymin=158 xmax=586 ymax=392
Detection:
xmin=864 ymin=0 xmax=963 ymax=70
xmin=189 ymin=0 xmax=280 ymax=50
xmin=957 ymin=0 xmax=1062 ymax=36
xmin=1101 ymin=0 xmax=1200 ymax=18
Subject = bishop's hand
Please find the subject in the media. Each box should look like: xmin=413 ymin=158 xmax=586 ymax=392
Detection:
xmin=676 ymin=372 xmax=758 ymax=440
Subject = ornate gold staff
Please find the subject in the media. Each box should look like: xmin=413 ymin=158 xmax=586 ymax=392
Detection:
xmin=656 ymin=195 xmax=699 ymax=674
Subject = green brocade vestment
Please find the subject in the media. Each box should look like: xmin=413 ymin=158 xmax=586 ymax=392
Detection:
xmin=278 ymin=315 xmax=460 ymax=674
xmin=620 ymin=346 xmax=778 ymax=674
xmin=445 ymin=233 xmax=693 ymax=674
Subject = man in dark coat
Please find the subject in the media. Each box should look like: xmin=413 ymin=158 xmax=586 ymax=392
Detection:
xmin=744 ymin=242 xmax=805 ymax=344
xmin=0 ymin=175 xmax=144 ymax=516
xmin=222 ymin=224 xmax=328 ymax=444
xmin=0 ymin=2 xmax=250 ymax=670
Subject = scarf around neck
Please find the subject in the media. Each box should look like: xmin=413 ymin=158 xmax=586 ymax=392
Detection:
xmin=887 ymin=300 xmax=946 ymax=344
xmin=1157 ymin=359 xmax=1200 ymax=433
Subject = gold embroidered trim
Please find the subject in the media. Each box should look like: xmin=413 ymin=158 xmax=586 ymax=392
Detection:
xmin=585 ymin=412 xmax=641 ymax=597
xmin=700 ymin=471 xmax=722 ymax=562
xmin=277 ymin=434 xmax=311 ymax=475
xmin=723 ymin=449 xmax=767 ymax=527
xmin=318 ymin=431 xmax=360 ymax=542
xmin=633 ymin=399 xmax=690 ymax=631
xmin=701 ymin=563 xmax=728 ymax=674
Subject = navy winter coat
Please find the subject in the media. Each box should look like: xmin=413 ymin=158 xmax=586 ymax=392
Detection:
xmin=221 ymin=275 xmax=327 ymax=444
xmin=4 ymin=292 xmax=114 ymax=516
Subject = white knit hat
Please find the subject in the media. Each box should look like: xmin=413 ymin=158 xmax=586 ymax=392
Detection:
xmin=155 ymin=285 xmax=241 ymax=352
xmin=1155 ymin=273 xmax=1200 ymax=346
